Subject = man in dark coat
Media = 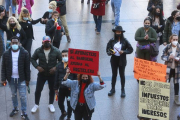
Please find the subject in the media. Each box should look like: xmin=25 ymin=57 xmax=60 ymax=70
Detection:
xmin=1 ymin=36 xmax=30 ymax=120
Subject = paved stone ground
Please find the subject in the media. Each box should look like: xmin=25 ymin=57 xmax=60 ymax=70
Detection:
xmin=0 ymin=0 xmax=180 ymax=120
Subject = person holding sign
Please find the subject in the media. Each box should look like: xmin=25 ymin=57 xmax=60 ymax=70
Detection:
xmin=106 ymin=26 xmax=133 ymax=97
xmin=54 ymin=49 xmax=77 ymax=120
xmin=62 ymin=68 xmax=106 ymax=120
xmin=161 ymin=34 xmax=180 ymax=105
xmin=135 ymin=18 xmax=157 ymax=61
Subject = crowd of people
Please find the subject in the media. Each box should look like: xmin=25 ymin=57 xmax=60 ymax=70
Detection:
xmin=0 ymin=0 xmax=180 ymax=120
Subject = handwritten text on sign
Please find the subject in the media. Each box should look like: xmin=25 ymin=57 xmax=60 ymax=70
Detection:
xmin=134 ymin=57 xmax=167 ymax=82
xmin=68 ymin=48 xmax=99 ymax=76
xmin=139 ymin=79 xmax=170 ymax=120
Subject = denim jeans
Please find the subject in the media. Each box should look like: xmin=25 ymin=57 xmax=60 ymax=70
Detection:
xmin=111 ymin=0 xmax=122 ymax=26
xmin=93 ymin=15 xmax=102 ymax=32
xmin=9 ymin=78 xmax=27 ymax=112
xmin=5 ymin=0 xmax=16 ymax=14
xmin=0 ymin=29 xmax=5 ymax=52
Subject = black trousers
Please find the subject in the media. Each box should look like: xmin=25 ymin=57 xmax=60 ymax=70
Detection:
xmin=35 ymin=73 xmax=55 ymax=105
xmin=53 ymin=40 xmax=61 ymax=49
xmin=58 ymin=88 xmax=72 ymax=118
xmin=110 ymin=56 xmax=126 ymax=90
xmin=74 ymin=103 xmax=94 ymax=120
xmin=169 ymin=69 xmax=179 ymax=95
xmin=24 ymin=38 xmax=33 ymax=58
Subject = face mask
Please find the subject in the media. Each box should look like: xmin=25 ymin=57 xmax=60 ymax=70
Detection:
xmin=155 ymin=12 xmax=161 ymax=16
xmin=115 ymin=34 xmax=121 ymax=38
xmin=12 ymin=44 xmax=19 ymax=50
xmin=23 ymin=17 xmax=29 ymax=21
xmin=81 ymin=79 xmax=88 ymax=83
xmin=10 ymin=23 xmax=16 ymax=28
xmin=144 ymin=25 xmax=150 ymax=29
xmin=44 ymin=42 xmax=51 ymax=48
xmin=62 ymin=57 xmax=68 ymax=62
xmin=48 ymin=9 xmax=53 ymax=13
xmin=176 ymin=16 xmax=180 ymax=21
xmin=172 ymin=41 xmax=178 ymax=46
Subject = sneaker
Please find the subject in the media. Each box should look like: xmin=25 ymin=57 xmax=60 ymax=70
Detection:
xmin=9 ymin=108 xmax=19 ymax=117
xmin=66 ymin=36 xmax=71 ymax=43
xmin=59 ymin=112 xmax=67 ymax=120
xmin=108 ymin=89 xmax=115 ymax=96
xmin=31 ymin=104 xmax=39 ymax=113
xmin=48 ymin=104 xmax=55 ymax=112
xmin=121 ymin=89 xmax=126 ymax=98
xmin=21 ymin=113 xmax=30 ymax=120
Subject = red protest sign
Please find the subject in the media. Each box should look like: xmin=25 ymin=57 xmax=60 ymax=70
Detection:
xmin=68 ymin=48 xmax=99 ymax=76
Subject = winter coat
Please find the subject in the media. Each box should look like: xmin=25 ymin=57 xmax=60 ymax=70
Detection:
xmin=17 ymin=0 xmax=34 ymax=15
xmin=1 ymin=46 xmax=30 ymax=82
xmin=147 ymin=0 xmax=163 ymax=17
xmin=49 ymin=0 xmax=66 ymax=16
xmin=91 ymin=0 xmax=106 ymax=16
xmin=106 ymin=38 xmax=133 ymax=66
xmin=161 ymin=44 xmax=180 ymax=83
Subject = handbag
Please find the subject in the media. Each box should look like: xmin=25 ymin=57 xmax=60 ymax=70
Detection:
xmin=93 ymin=3 xmax=100 ymax=9
xmin=12 ymin=0 xmax=17 ymax=5
xmin=149 ymin=43 xmax=159 ymax=57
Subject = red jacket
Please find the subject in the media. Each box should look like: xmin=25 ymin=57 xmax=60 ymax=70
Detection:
xmin=91 ymin=0 xmax=105 ymax=16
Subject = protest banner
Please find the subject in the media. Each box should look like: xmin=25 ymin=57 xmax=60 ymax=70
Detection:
xmin=134 ymin=57 xmax=167 ymax=82
xmin=139 ymin=79 xmax=170 ymax=120
xmin=68 ymin=48 xmax=99 ymax=76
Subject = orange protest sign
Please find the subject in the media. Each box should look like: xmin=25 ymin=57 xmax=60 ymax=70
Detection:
xmin=134 ymin=57 xmax=167 ymax=82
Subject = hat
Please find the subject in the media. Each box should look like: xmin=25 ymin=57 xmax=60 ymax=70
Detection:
xmin=112 ymin=26 xmax=125 ymax=32
xmin=0 ymin=5 xmax=5 ymax=13
xmin=42 ymin=36 xmax=51 ymax=42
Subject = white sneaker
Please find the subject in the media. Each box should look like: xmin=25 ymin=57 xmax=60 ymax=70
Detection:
xmin=31 ymin=105 xmax=39 ymax=113
xmin=48 ymin=104 xmax=55 ymax=112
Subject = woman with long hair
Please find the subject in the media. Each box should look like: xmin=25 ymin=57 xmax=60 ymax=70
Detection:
xmin=19 ymin=7 xmax=43 ymax=57
xmin=62 ymin=69 xmax=106 ymax=120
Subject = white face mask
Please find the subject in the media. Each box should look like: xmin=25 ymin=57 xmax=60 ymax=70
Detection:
xmin=62 ymin=57 xmax=68 ymax=62
xmin=172 ymin=41 xmax=178 ymax=46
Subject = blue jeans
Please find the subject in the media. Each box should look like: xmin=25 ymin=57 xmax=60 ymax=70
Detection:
xmin=93 ymin=15 xmax=102 ymax=32
xmin=5 ymin=0 xmax=16 ymax=14
xmin=0 ymin=29 xmax=5 ymax=52
xmin=9 ymin=78 xmax=27 ymax=112
xmin=111 ymin=0 xmax=122 ymax=26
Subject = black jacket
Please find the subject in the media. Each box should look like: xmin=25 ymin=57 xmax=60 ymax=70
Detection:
xmin=0 ymin=23 xmax=27 ymax=47
xmin=19 ymin=18 xmax=41 ymax=39
xmin=49 ymin=0 xmax=66 ymax=16
xmin=41 ymin=11 xmax=51 ymax=24
xmin=45 ymin=19 xmax=64 ymax=42
xmin=147 ymin=0 xmax=163 ymax=16
xmin=54 ymin=62 xmax=77 ymax=90
xmin=0 ymin=16 xmax=8 ymax=31
xmin=106 ymin=38 xmax=133 ymax=66
xmin=31 ymin=45 xmax=62 ymax=76
xmin=1 ymin=46 xmax=30 ymax=82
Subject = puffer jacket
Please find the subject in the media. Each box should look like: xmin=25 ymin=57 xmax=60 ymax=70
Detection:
xmin=31 ymin=45 xmax=62 ymax=76
xmin=1 ymin=46 xmax=30 ymax=82
xmin=62 ymin=79 xmax=106 ymax=110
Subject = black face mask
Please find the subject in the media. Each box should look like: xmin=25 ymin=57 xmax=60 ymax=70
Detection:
xmin=115 ymin=34 xmax=121 ymax=38
xmin=10 ymin=23 xmax=16 ymax=28
xmin=155 ymin=12 xmax=161 ymax=16
xmin=176 ymin=16 xmax=180 ymax=21
xmin=44 ymin=42 xmax=51 ymax=48
xmin=81 ymin=79 xmax=88 ymax=83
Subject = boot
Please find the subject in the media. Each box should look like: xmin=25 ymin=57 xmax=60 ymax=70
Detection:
xmin=108 ymin=89 xmax=115 ymax=96
xmin=87 ymin=0 xmax=90 ymax=4
xmin=81 ymin=0 xmax=84 ymax=3
xmin=12 ymin=14 xmax=15 ymax=17
xmin=174 ymin=95 xmax=180 ymax=105
xmin=66 ymin=36 xmax=71 ymax=43
xmin=121 ymin=89 xmax=126 ymax=98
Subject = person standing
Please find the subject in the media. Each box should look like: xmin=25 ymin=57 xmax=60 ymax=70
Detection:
xmin=163 ymin=10 xmax=180 ymax=45
xmin=111 ymin=0 xmax=122 ymax=26
xmin=54 ymin=49 xmax=77 ymax=120
xmin=31 ymin=36 xmax=62 ymax=113
xmin=17 ymin=0 xmax=34 ymax=16
xmin=1 ymin=36 xmax=30 ymax=120
xmin=106 ymin=26 xmax=133 ymax=97
xmin=0 ymin=5 xmax=8 ymax=52
xmin=91 ymin=0 xmax=106 ymax=34
xmin=45 ymin=11 xmax=64 ymax=49
xmin=161 ymin=34 xmax=180 ymax=105
xmin=49 ymin=0 xmax=71 ymax=42
xmin=62 ymin=69 xmax=106 ymax=120
xmin=5 ymin=0 xmax=16 ymax=17
xmin=147 ymin=0 xmax=163 ymax=17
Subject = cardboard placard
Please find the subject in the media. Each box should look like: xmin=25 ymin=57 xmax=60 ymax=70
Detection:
xmin=68 ymin=48 xmax=99 ymax=76
xmin=134 ymin=57 xmax=167 ymax=82
xmin=139 ymin=79 xmax=170 ymax=120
